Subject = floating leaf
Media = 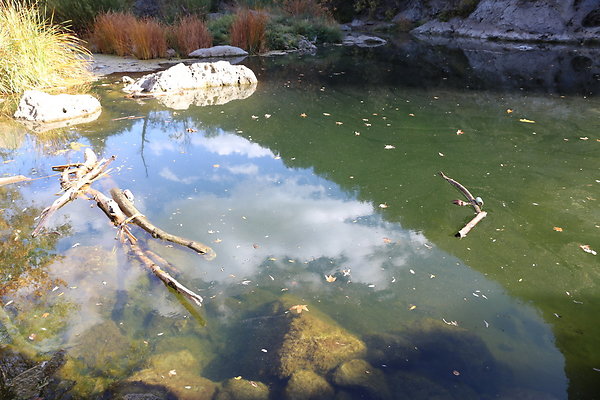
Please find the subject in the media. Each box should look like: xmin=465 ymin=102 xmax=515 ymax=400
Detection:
xmin=69 ymin=142 xmax=88 ymax=151
xmin=409 ymin=305 xmax=417 ymax=310
xmin=300 ymin=113 xmax=307 ymax=118
xmin=384 ymin=145 xmax=395 ymax=149
xmin=379 ymin=203 xmax=388 ymax=208
xmin=579 ymin=244 xmax=597 ymax=255
xmin=289 ymin=304 xmax=309 ymax=314
xmin=519 ymin=118 xmax=536 ymax=123
xmin=456 ymin=129 xmax=464 ymax=135
xmin=506 ymin=109 xmax=513 ymax=114
xmin=325 ymin=274 xmax=336 ymax=282
xmin=553 ymin=227 xmax=563 ymax=232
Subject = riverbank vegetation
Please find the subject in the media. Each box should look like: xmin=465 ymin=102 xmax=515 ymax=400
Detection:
xmin=0 ymin=0 xmax=92 ymax=95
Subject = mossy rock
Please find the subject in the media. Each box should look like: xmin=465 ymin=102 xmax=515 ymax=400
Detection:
xmin=215 ymin=377 xmax=269 ymax=400
xmin=331 ymin=359 xmax=389 ymax=399
xmin=284 ymin=369 xmax=334 ymax=400
xmin=274 ymin=312 xmax=366 ymax=378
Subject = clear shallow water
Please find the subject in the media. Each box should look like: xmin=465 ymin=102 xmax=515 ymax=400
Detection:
xmin=1 ymin=40 xmax=599 ymax=399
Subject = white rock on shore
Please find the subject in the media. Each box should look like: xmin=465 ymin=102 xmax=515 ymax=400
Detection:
xmin=123 ymin=61 xmax=257 ymax=97
xmin=13 ymin=90 xmax=101 ymax=123
xmin=188 ymin=45 xmax=248 ymax=58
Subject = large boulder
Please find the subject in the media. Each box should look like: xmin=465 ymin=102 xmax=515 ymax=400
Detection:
xmin=283 ymin=369 xmax=334 ymax=400
xmin=214 ymin=378 xmax=269 ymax=400
xmin=123 ymin=62 xmax=257 ymax=98
xmin=13 ymin=90 xmax=101 ymax=123
xmin=189 ymin=45 xmax=248 ymax=58
xmin=331 ymin=359 xmax=389 ymax=399
xmin=273 ymin=312 xmax=366 ymax=378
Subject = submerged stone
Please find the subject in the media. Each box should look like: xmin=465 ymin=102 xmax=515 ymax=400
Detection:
xmin=215 ymin=377 xmax=269 ymax=400
xmin=274 ymin=311 xmax=366 ymax=378
xmin=331 ymin=359 xmax=389 ymax=399
xmin=127 ymin=350 xmax=217 ymax=400
xmin=283 ymin=369 xmax=334 ymax=400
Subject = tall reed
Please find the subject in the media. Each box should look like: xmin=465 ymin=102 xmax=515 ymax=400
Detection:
xmin=90 ymin=12 xmax=136 ymax=56
xmin=129 ymin=18 xmax=168 ymax=60
xmin=170 ymin=15 xmax=213 ymax=56
xmin=0 ymin=0 xmax=92 ymax=95
xmin=230 ymin=9 xmax=268 ymax=54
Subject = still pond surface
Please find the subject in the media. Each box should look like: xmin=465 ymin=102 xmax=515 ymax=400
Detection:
xmin=1 ymin=38 xmax=599 ymax=399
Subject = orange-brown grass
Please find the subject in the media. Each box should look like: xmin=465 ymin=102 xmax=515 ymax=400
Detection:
xmin=230 ymin=9 xmax=268 ymax=54
xmin=91 ymin=12 xmax=136 ymax=56
xmin=170 ymin=15 xmax=213 ymax=56
xmin=129 ymin=18 xmax=168 ymax=60
xmin=283 ymin=0 xmax=330 ymax=19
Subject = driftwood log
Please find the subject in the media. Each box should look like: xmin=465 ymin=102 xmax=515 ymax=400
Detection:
xmin=33 ymin=150 xmax=212 ymax=306
xmin=439 ymin=171 xmax=487 ymax=238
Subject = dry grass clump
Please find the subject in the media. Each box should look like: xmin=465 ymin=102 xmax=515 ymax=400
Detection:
xmin=170 ymin=15 xmax=213 ymax=56
xmin=283 ymin=0 xmax=330 ymax=19
xmin=0 ymin=0 xmax=92 ymax=95
xmin=91 ymin=12 xmax=168 ymax=60
xmin=230 ymin=9 xmax=268 ymax=54
xmin=129 ymin=18 xmax=168 ymax=59
xmin=90 ymin=11 xmax=136 ymax=56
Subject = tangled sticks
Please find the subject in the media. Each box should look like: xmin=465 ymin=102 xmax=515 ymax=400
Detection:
xmin=33 ymin=149 xmax=213 ymax=306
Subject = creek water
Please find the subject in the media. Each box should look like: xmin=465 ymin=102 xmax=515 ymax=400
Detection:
xmin=1 ymin=38 xmax=599 ymax=399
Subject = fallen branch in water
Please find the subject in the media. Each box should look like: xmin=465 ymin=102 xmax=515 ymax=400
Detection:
xmin=111 ymin=188 xmax=215 ymax=260
xmin=439 ymin=171 xmax=487 ymax=238
xmin=32 ymin=149 xmax=114 ymax=237
xmin=33 ymin=149 xmax=212 ymax=306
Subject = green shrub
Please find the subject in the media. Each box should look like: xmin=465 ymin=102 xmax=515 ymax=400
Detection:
xmin=207 ymin=13 xmax=234 ymax=45
xmin=0 ymin=0 xmax=93 ymax=95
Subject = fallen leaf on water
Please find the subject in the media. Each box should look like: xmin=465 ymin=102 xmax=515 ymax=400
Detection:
xmin=553 ymin=227 xmax=563 ymax=232
xmin=69 ymin=142 xmax=88 ymax=151
xmin=234 ymin=376 xmax=242 ymax=380
xmin=580 ymin=137 xmax=589 ymax=140
xmin=300 ymin=113 xmax=307 ymax=118
xmin=213 ymin=164 xmax=220 ymax=168
xmin=289 ymin=304 xmax=309 ymax=314
xmin=506 ymin=109 xmax=513 ymax=114
xmin=335 ymin=121 xmax=343 ymax=125
xmin=438 ymin=152 xmax=444 ymax=157
xmin=323 ymin=112 xmax=331 ymax=116
xmin=408 ymin=113 xmax=415 ymax=117
xmin=384 ymin=144 xmax=395 ymax=149
xmin=519 ymin=118 xmax=536 ymax=123
xmin=453 ymin=370 xmax=460 ymax=376
xmin=383 ymin=237 xmax=392 ymax=244
xmin=251 ymin=115 xmax=258 ymax=120
xmin=579 ymin=244 xmax=597 ymax=255
xmin=325 ymin=274 xmax=337 ymax=282
xmin=28 ymin=333 xmax=36 ymax=341
xmin=41 ymin=313 xmax=49 ymax=318
xmin=409 ymin=305 xmax=417 ymax=310
xmin=456 ymin=129 xmax=464 ymax=135
xmin=379 ymin=203 xmax=388 ymax=208
xmin=168 ymin=370 xmax=177 ymax=376
xmin=264 ymin=114 xmax=271 ymax=118
xmin=250 ymin=381 xmax=258 ymax=388
xmin=186 ymin=128 xmax=197 ymax=132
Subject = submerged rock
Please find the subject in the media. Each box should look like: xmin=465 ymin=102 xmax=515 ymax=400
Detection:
xmin=189 ymin=45 xmax=249 ymax=58
xmin=13 ymin=90 xmax=101 ymax=124
xmin=128 ymin=350 xmax=217 ymax=400
xmin=331 ymin=359 xmax=389 ymax=399
xmin=215 ymin=377 xmax=269 ymax=400
xmin=284 ymin=369 xmax=334 ymax=400
xmin=123 ymin=62 xmax=257 ymax=98
xmin=274 ymin=312 xmax=366 ymax=378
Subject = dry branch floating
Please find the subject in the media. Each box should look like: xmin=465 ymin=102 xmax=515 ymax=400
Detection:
xmin=111 ymin=188 xmax=216 ymax=260
xmin=0 ymin=175 xmax=31 ymax=187
xmin=34 ymin=149 xmax=209 ymax=307
xmin=89 ymin=186 xmax=205 ymax=306
xmin=439 ymin=171 xmax=487 ymax=238
xmin=439 ymin=171 xmax=482 ymax=213
xmin=32 ymin=149 xmax=115 ymax=237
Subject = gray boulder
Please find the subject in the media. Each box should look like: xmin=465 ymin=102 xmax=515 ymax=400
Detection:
xmin=342 ymin=34 xmax=387 ymax=47
xmin=13 ymin=90 xmax=101 ymax=123
xmin=123 ymin=62 xmax=257 ymax=98
xmin=189 ymin=45 xmax=248 ymax=58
